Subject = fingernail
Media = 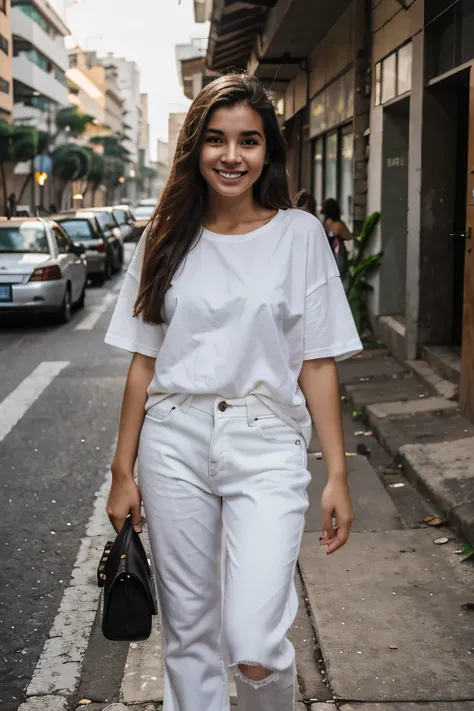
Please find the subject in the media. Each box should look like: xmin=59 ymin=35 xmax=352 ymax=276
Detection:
xmin=322 ymin=530 xmax=327 ymax=538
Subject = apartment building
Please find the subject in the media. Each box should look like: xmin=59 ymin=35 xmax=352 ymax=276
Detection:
xmin=205 ymin=0 xmax=474 ymax=421
xmin=11 ymin=0 xmax=69 ymax=131
xmin=0 ymin=0 xmax=13 ymax=121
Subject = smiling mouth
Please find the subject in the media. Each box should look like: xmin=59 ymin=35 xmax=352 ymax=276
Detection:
xmin=214 ymin=170 xmax=248 ymax=180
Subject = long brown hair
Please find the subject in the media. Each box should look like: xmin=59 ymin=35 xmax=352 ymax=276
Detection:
xmin=134 ymin=73 xmax=292 ymax=324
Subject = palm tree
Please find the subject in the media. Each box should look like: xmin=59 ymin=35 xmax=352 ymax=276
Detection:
xmin=56 ymin=107 xmax=94 ymax=138
xmin=52 ymin=144 xmax=92 ymax=209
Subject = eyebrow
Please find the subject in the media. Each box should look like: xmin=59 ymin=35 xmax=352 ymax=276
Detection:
xmin=205 ymin=128 xmax=264 ymax=139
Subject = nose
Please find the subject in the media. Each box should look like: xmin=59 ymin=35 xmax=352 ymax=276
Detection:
xmin=222 ymin=142 xmax=242 ymax=165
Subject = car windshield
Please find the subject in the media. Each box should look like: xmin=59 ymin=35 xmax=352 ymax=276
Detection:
xmin=58 ymin=220 xmax=96 ymax=240
xmin=133 ymin=205 xmax=154 ymax=219
xmin=93 ymin=212 xmax=115 ymax=230
xmin=0 ymin=223 xmax=49 ymax=253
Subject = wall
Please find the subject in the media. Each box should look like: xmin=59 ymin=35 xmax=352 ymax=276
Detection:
xmin=372 ymin=0 xmax=422 ymax=63
xmin=309 ymin=2 xmax=354 ymax=98
xmin=0 ymin=0 xmax=12 ymax=119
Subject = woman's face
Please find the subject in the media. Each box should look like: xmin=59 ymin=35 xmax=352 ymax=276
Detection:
xmin=199 ymin=103 xmax=267 ymax=199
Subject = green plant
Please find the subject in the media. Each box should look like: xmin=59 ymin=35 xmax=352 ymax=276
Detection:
xmin=56 ymin=107 xmax=94 ymax=138
xmin=346 ymin=211 xmax=382 ymax=345
xmin=52 ymin=144 xmax=92 ymax=207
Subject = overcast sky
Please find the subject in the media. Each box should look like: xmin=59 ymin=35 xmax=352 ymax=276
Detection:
xmin=56 ymin=0 xmax=208 ymax=159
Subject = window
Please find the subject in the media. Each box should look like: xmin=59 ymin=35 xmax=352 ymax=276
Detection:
xmin=0 ymin=224 xmax=49 ymax=253
xmin=0 ymin=76 xmax=9 ymax=94
xmin=14 ymin=4 xmax=54 ymax=35
xmin=425 ymin=0 xmax=474 ymax=79
xmin=313 ymin=137 xmax=324 ymax=215
xmin=69 ymin=53 xmax=78 ymax=68
xmin=397 ymin=42 xmax=413 ymax=95
xmin=324 ymin=131 xmax=338 ymax=201
xmin=375 ymin=42 xmax=412 ymax=106
xmin=340 ymin=127 xmax=354 ymax=231
xmin=312 ymin=124 xmax=354 ymax=227
xmin=54 ymin=228 xmax=71 ymax=254
xmin=0 ymin=32 xmax=8 ymax=55
xmin=381 ymin=53 xmax=396 ymax=104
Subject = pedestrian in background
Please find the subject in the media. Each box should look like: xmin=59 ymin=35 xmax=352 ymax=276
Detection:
xmin=321 ymin=197 xmax=352 ymax=280
xmin=293 ymin=188 xmax=317 ymax=216
xmin=105 ymin=73 xmax=361 ymax=711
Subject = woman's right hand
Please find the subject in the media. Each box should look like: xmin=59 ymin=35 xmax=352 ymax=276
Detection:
xmin=106 ymin=473 xmax=143 ymax=533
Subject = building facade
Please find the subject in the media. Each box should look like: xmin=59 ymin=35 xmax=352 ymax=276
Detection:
xmin=205 ymin=0 xmax=474 ymax=421
xmin=11 ymin=0 xmax=69 ymax=131
xmin=0 ymin=0 xmax=13 ymax=121
xmin=103 ymin=53 xmax=141 ymax=202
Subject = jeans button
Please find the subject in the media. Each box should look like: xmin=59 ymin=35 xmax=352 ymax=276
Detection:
xmin=218 ymin=401 xmax=228 ymax=412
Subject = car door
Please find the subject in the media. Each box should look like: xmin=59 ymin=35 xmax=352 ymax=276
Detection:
xmin=53 ymin=226 xmax=82 ymax=301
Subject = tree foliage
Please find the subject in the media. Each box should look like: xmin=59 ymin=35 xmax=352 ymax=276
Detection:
xmin=56 ymin=107 xmax=94 ymax=138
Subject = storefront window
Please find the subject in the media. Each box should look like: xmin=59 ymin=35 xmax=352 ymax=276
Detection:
xmin=340 ymin=128 xmax=353 ymax=231
xmin=313 ymin=136 xmax=323 ymax=214
xmin=375 ymin=62 xmax=382 ymax=106
xmin=324 ymin=131 xmax=338 ymax=201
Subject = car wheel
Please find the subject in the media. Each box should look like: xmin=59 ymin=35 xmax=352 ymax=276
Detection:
xmin=75 ymin=281 xmax=86 ymax=310
xmin=57 ymin=285 xmax=72 ymax=324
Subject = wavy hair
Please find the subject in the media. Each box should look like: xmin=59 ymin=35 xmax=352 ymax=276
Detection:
xmin=134 ymin=73 xmax=291 ymax=324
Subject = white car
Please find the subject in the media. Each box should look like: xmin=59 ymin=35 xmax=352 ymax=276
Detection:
xmin=0 ymin=217 xmax=87 ymax=323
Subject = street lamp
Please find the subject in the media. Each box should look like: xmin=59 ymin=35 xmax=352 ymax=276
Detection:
xmin=129 ymin=169 xmax=136 ymax=179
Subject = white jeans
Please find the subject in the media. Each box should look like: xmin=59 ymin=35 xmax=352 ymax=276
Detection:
xmin=138 ymin=393 xmax=311 ymax=711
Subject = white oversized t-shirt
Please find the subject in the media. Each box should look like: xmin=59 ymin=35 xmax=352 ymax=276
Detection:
xmin=105 ymin=208 xmax=362 ymax=443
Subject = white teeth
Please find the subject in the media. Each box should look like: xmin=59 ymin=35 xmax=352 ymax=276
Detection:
xmin=218 ymin=171 xmax=243 ymax=179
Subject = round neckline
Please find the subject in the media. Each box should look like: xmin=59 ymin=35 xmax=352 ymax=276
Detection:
xmin=201 ymin=209 xmax=286 ymax=241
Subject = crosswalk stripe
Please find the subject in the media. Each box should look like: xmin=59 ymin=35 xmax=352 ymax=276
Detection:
xmin=74 ymin=291 xmax=116 ymax=331
xmin=0 ymin=361 xmax=69 ymax=444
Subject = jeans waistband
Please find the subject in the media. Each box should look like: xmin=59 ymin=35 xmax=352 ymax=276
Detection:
xmin=178 ymin=394 xmax=273 ymax=426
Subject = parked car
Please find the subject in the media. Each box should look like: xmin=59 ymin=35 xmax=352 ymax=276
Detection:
xmin=112 ymin=205 xmax=135 ymax=242
xmin=74 ymin=209 xmax=123 ymax=273
xmin=81 ymin=207 xmax=129 ymax=250
xmin=131 ymin=202 xmax=156 ymax=240
xmin=0 ymin=217 xmax=87 ymax=323
xmin=53 ymin=214 xmax=111 ymax=286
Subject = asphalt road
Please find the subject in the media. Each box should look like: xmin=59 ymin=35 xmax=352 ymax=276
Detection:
xmin=0 ymin=245 xmax=134 ymax=711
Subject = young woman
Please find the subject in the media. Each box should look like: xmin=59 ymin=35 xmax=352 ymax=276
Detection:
xmin=105 ymin=74 xmax=362 ymax=711
xmin=321 ymin=197 xmax=353 ymax=280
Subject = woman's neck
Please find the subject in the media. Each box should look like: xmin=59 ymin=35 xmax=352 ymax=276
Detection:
xmin=204 ymin=189 xmax=274 ymax=233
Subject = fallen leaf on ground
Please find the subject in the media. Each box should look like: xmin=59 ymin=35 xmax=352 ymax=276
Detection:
xmin=434 ymin=537 xmax=449 ymax=545
xmin=424 ymin=516 xmax=435 ymax=523
xmin=426 ymin=518 xmax=445 ymax=527
xmin=389 ymin=645 xmax=398 ymax=650
xmin=389 ymin=483 xmax=405 ymax=488
xmin=78 ymin=702 xmax=92 ymax=706
xmin=461 ymin=602 xmax=474 ymax=611
xmin=345 ymin=452 xmax=357 ymax=456
xmin=352 ymin=410 xmax=363 ymax=420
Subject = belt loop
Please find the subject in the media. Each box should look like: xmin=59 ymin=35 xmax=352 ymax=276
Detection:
xmin=246 ymin=396 xmax=258 ymax=427
xmin=181 ymin=395 xmax=193 ymax=412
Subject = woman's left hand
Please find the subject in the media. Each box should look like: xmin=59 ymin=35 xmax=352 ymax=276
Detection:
xmin=320 ymin=478 xmax=354 ymax=554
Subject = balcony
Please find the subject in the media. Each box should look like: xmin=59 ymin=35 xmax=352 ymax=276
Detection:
xmin=12 ymin=6 xmax=68 ymax=71
xmin=13 ymin=54 xmax=68 ymax=104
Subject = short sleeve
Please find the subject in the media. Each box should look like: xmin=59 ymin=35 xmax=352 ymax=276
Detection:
xmin=304 ymin=218 xmax=362 ymax=361
xmin=105 ymin=231 xmax=164 ymax=357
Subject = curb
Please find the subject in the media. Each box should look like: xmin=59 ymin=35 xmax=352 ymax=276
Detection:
xmin=345 ymin=388 xmax=474 ymax=548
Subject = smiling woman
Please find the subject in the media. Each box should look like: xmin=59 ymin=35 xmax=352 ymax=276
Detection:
xmin=104 ymin=73 xmax=362 ymax=711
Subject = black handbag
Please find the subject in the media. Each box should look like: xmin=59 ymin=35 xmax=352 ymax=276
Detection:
xmin=97 ymin=515 xmax=157 ymax=641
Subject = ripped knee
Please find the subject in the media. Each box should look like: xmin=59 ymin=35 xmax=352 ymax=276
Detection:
xmin=235 ymin=662 xmax=278 ymax=688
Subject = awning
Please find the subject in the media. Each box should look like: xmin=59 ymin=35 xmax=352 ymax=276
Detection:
xmin=207 ymin=0 xmax=277 ymax=72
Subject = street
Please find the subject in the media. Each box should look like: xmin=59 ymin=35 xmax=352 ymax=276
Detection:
xmin=0 ymin=243 xmax=135 ymax=711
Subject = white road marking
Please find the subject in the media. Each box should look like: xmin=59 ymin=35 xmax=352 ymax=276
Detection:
xmin=74 ymin=291 xmax=116 ymax=331
xmin=26 ymin=462 xmax=115 ymax=699
xmin=0 ymin=361 xmax=69 ymax=444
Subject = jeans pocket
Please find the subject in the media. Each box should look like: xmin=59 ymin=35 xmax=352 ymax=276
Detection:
xmin=256 ymin=416 xmax=300 ymax=444
xmin=145 ymin=398 xmax=176 ymax=423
